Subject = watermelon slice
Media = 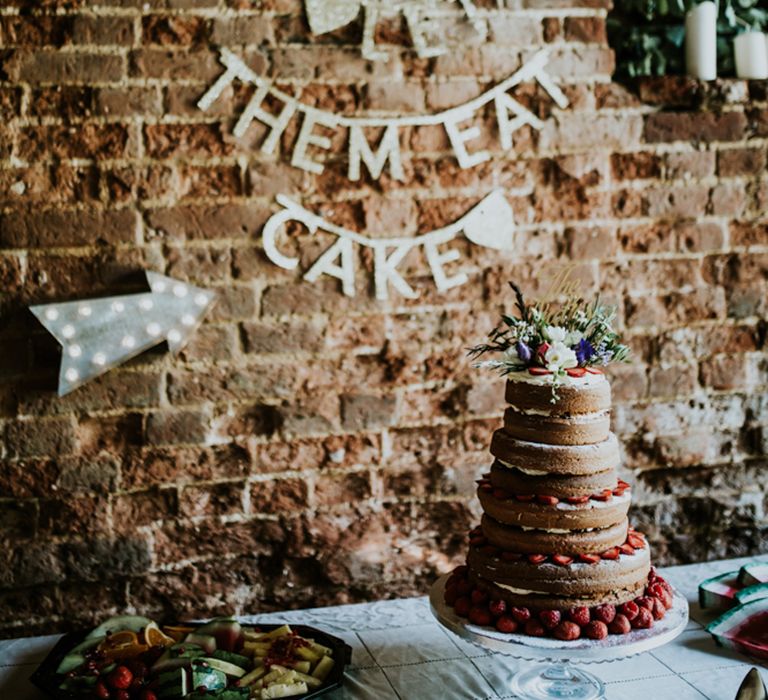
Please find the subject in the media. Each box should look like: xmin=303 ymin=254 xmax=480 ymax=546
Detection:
xmin=55 ymin=636 xmax=105 ymax=674
xmin=707 ymin=598 xmax=768 ymax=662
xmin=698 ymin=571 xmax=741 ymax=610
xmin=736 ymin=583 xmax=768 ymax=605
xmin=739 ymin=562 xmax=768 ymax=587
xmin=196 ymin=618 xmax=243 ymax=652
xmin=86 ymin=615 xmax=152 ymax=640
xmin=183 ymin=632 xmax=217 ymax=654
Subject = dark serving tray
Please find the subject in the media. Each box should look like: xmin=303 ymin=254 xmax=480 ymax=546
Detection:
xmin=30 ymin=621 xmax=353 ymax=700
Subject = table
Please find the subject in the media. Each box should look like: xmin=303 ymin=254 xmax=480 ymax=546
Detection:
xmin=1 ymin=555 xmax=766 ymax=700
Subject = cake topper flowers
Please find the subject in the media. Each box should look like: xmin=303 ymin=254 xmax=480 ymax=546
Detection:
xmin=469 ymin=281 xmax=630 ymax=400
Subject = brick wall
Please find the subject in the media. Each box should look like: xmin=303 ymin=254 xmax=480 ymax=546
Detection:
xmin=0 ymin=0 xmax=766 ymax=637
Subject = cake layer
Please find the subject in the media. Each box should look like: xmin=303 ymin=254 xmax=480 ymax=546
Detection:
xmin=481 ymin=513 xmax=629 ymax=554
xmin=478 ymin=488 xmax=631 ymax=532
xmin=468 ymin=569 xmax=647 ymax=610
xmin=505 ymin=372 xmax=611 ymax=415
xmin=467 ymin=537 xmax=650 ymax=609
xmin=490 ymin=431 xmax=620 ymax=477
xmin=489 ymin=460 xmax=617 ymax=497
xmin=503 ymin=407 xmax=610 ymax=446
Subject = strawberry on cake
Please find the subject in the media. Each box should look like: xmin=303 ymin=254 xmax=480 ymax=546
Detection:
xmin=442 ymin=282 xmax=674 ymax=642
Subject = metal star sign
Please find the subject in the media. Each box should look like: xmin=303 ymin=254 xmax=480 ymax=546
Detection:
xmin=30 ymin=271 xmax=216 ymax=396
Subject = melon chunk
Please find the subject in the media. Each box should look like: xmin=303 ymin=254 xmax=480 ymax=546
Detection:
xmin=698 ymin=571 xmax=740 ymax=610
xmin=736 ymin=583 xmax=768 ymax=605
xmin=196 ymin=618 xmax=243 ymax=652
xmin=707 ymin=598 xmax=768 ymax=662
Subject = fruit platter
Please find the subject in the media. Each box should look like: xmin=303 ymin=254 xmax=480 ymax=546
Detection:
xmin=30 ymin=615 xmax=352 ymax=700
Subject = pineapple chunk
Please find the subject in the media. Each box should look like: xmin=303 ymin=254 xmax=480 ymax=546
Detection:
xmin=246 ymin=625 xmax=292 ymax=642
xmin=260 ymin=682 xmax=308 ymax=699
xmin=312 ymin=655 xmax=335 ymax=681
xmin=295 ymin=646 xmax=321 ymax=663
xmin=238 ymin=665 xmax=266 ymax=687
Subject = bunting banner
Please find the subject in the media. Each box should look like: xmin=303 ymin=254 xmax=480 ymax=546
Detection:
xmin=262 ymin=189 xmax=515 ymax=300
xmin=198 ymin=48 xmax=568 ymax=181
xmin=304 ymin=0 xmax=487 ymax=62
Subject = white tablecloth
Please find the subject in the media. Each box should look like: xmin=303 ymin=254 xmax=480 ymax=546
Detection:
xmin=1 ymin=555 xmax=766 ymax=699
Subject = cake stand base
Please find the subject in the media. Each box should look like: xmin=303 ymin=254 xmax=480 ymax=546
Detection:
xmin=429 ymin=574 xmax=689 ymax=700
xmin=510 ymin=662 xmax=604 ymax=700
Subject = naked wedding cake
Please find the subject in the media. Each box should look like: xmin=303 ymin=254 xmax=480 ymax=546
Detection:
xmin=443 ymin=283 xmax=674 ymax=641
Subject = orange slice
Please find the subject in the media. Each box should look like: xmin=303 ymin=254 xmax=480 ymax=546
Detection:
xmin=102 ymin=643 xmax=150 ymax=662
xmin=143 ymin=621 xmax=175 ymax=647
xmin=162 ymin=625 xmax=195 ymax=642
xmin=100 ymin=631 xmax=139 ymax=650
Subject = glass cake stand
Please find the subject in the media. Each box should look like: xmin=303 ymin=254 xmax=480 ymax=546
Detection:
xmin=429 ymin=574 xmax=689 ymax=700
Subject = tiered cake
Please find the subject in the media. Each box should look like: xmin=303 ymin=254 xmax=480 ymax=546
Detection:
xmin=443 ymin=284 xmax=674 ymax=641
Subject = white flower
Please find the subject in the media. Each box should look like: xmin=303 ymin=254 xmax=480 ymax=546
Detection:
xmin=544 ymin=325 xmax=568 ymax=343
xmin=545 ymin=341 xmax=578 ymax=372
xmin=503 ymin=345 xmax=521 ymax=364
xmin=565 ymin=329 xmax=583 ymax=346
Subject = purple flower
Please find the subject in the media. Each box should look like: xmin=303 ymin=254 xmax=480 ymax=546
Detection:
xmin=574 ymin=338 xmax=595 ymax=365
xmin=516 ymin=340 xmax=532 ymax=364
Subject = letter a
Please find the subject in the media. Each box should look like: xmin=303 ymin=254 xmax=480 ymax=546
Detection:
xmin=304 ymin=237 xmax=357 ymax=297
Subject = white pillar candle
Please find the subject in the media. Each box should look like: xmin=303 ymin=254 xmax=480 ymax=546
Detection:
xmin=735 ymin=31 xmax=768 ymax=79
xmin=685 ymin=1 xmax=718 ymax=81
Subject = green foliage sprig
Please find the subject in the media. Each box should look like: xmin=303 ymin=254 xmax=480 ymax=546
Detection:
xmin=609 ymin=0 xmax=768 ymax=79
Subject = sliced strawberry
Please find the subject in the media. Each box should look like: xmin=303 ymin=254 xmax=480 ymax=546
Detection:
xmin=552 ymin=554 xmax=574 ymax=566
xmin=617 ymin=479 xmax=630 ymax=489
xmin=600 ymin=547 xmax=620 ymax=560
xmin=492 ymin=489 xmax=510 ymax=500
xmin=536 ymin=494 xmax=559 ymax=505
xmin=592 ymin=489 xmax=613 ymax=502
xmin=566 ymin=367 xmax=587 ymax=377
xmin=577 ymin=553 xmax=601 ymax=564
xmin=528 ymin=367 xmax=552 ymax=376
xmin=627 ymin=534 xmax=646 ymax=549
xmin=619 ymin=543 xmax=635 ymax=556
xmin=515 ymin=494 xmax=536 ymax=502
xmin=585 ymin=367 xmax=604 ymax=374
xmin=566 ymin=495 xmax=591 ymax=505
xmin=479 ymin=484 xmax=494 ymax=493
xmin=527 ymin=553 xmax=547 ymax=564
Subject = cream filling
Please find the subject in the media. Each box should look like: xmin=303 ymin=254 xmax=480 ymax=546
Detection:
xmin=506 ymin=369 xmax=607 ymax=388
xmin=494 ymin=582 xmax=547 ymax=595
xmin=498 ymin=460 xmax=548 ymax=475
xmin=519 ymin=525 xmax=596 ymax=533
xmin=508 ymin=406 xmax=610 ymax=424
xmin=555 ymin=491 xmax=631 ymax=510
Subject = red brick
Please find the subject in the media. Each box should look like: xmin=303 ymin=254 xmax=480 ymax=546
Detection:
xmin=677 ymin=222 xmax=726 ymax=252
xmin=242 ymin=318 xmax=325 ymax=354
xmin=665 ymin=151 xmax=715 ymax=180
xmin=611 ymin=152 xmax=661 ymax=180
xmin=717 ymin=148 xmax=767 ymax=177
xmin=637 ymin=76 xmax=703 ymax=108
xmin=211 ymin=16 xmax=275 ymax=45
xmin=648 ymin=365 xmax=699 ymax=399
xmin=730 ymin=222 xmax=768 ymax=247
xmin=11 ymin=50 xmax=125 ymax=83
xmin=250 ymin=478 xmax=309 ymax=514
xmin=6 ymin=417 xmax=77 ymax=459
xmin=564 ymin=16 xmax=606 ymax=43
xmin=129 ymin=49 xmax=221 ymax=80
xmin=144 ymin=123 xmax=234 ymax=159
xmin=179 ymin=482 xmax=245 ymax=518
xmin=341 ymin=394 xmax=397 ymax=432
xmin=146 ymin=409 xmax=210 ymax=446
xmin=95 ymin=86 xmax=163 ymax=117
xmin=643 ymin=185 xmax=710 ymax=218
xmin=700 ymin=354 xmax=749 ymax=390
xmin=18 ymin=123 xmax=132 ymax=161
xmin=145 ymin=203 xmax=268 ymax=240
xmin=142 ymin=15 xmax=209 ymax=45
xmin=71 ymin=15 xmax=134 ymax=45
xmin=314 ymin=471 xmax=372 ymax=506
xmin=645 ymin=112 xmax=747 ymax=144
xmin=564 ymin=226 xmax=617 ymax=259
xmin=0 ymin=207 xmax=138 ymax=249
